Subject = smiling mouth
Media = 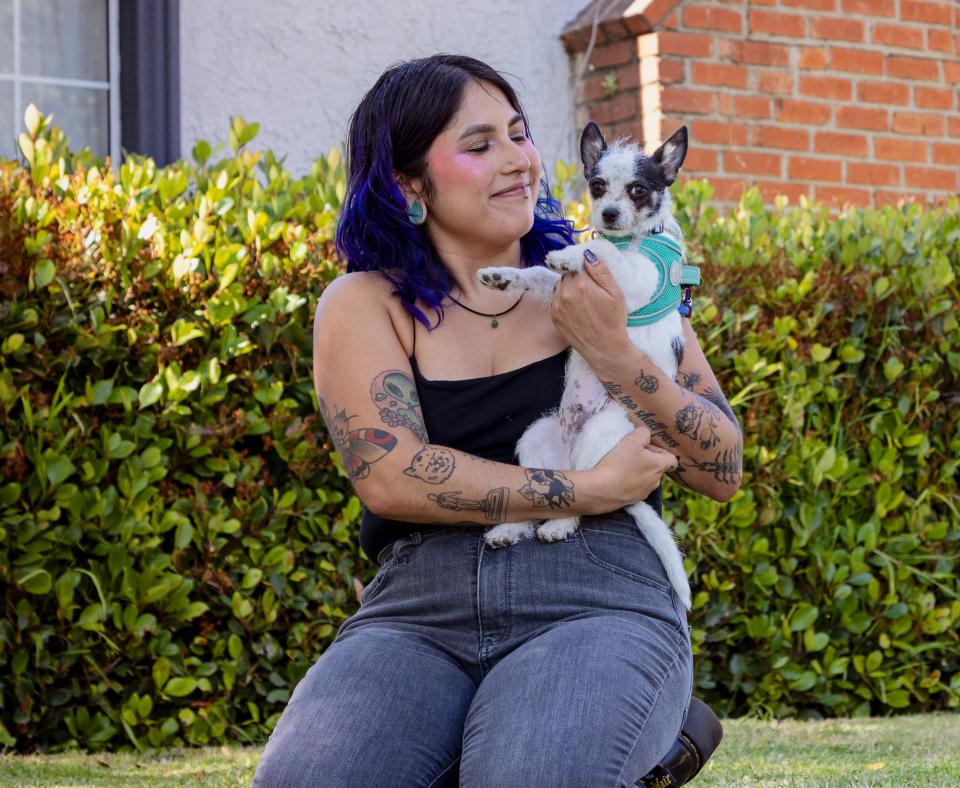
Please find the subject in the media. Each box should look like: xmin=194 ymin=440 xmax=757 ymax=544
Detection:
xmin=492 ymin=184 xmax=529 ymax=198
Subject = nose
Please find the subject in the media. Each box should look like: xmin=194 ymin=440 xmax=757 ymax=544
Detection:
xmin=504 ymin=139 xmax=531 ymax=173
xmin=602 ymin=206 xmax=620 ymax=223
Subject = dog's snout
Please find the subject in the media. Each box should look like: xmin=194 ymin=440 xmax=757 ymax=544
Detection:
xmin=601 ymin=206 xmax=619 ymax=224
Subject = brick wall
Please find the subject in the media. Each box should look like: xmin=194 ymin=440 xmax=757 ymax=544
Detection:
xmin=563 ymin=0 xmax=960 ymax=206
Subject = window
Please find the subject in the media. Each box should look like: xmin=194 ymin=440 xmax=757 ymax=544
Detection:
xmin=1 ymin=0 xmax=120 ymax=161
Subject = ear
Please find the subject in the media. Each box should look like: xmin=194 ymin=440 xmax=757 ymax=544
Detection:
xmin=394 ymin=172 xmax=424 ymax=205
xmin=579 ymin=121 xmax=607 ymax=176
xmin=650 ymin=126 xmax=688 ymax=185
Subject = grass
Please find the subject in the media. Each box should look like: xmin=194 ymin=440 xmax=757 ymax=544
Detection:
xmin=0 ymin=713 xmax=957 ymax=786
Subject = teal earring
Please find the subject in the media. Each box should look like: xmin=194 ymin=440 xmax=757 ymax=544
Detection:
xmin=407 ymin=199 xmax=427 ymax=225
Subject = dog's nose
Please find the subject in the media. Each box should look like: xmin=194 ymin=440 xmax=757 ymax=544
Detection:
xmin=601 ymin=207 xmax=619 ymax=224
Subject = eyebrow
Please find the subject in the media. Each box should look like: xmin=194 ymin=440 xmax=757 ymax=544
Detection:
xmin=458 ymin=113 xmax=524 ymax=140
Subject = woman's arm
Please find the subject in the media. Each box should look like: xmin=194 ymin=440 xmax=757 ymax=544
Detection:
xmin=587 ymin=317 xmax=743 ymax=502
xmin=549 ymin=258 xmax=743 ymax=503
xmin=313 ymin=273 xmax=673 ymax=525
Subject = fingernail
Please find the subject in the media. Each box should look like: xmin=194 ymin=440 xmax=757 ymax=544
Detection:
xmin=583 ymin=249 xmax=599 ymax=265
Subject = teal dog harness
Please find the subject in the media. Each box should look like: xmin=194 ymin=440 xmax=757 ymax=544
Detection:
xmin=597 ymin=226 xmax=701 ymax=326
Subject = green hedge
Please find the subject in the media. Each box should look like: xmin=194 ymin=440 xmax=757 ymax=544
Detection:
xmin=1 ymin=108 xmax=958 ymax=752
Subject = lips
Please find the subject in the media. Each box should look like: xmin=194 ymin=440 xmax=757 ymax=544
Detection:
xmin=492 ymin=182 xmax=529 ymax=198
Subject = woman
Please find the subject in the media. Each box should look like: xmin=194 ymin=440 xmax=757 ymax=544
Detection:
xmin=254 ymin=54 xmax=741 ymax=787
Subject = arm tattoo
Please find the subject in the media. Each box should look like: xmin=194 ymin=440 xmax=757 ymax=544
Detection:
xmin=634 ymin=368 xmax=659 ymax=394
xmin=700 ymin=385 xmax=741 ymax=433
xmin=370 ymin=369 xmax=428 ymax=442
xmin=403 ymin=446 xmax=455 ymax=484
xmin=675 ymin=370 xmax=701 ymax=390
xmin=670 ymin=443 xmax=743 ymax=485
xmin=318 ymin=397 xmax=398 ymax=482
xmin=428 ymin=488 xmax=509 ymax=521
xmin=518 ymin=469 xmax=575 ymax=509
xmin=601 ymin=380 xmax=680 ymax=449
xmin=675 ymin=398 xmax=722 ymax=450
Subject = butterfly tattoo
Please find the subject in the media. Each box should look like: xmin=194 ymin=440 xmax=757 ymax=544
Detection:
xmin=318 ymin=397 xmax=398 ymax=481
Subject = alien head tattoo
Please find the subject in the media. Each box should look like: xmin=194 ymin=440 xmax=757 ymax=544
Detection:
xmin=371 ymin=370 xmax=427 ymax=442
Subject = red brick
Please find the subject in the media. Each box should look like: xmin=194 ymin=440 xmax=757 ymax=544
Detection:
xmin=756 ymin=180 xmax=811 ymax=203
xmin=583 ymin=64 xmax=640 ymax=101
xmin=731 ymin=40 xmax=791 ymax=66
xmin=888 ymin=56 xmax=940 ymax=81
xmin=815 ymin=186 xmax=872 ymax=207
xmin=589 ymin=92 xmax=638 ymax=124
xmin=758 ymin=71 xmax=794 ymax=94
xmin=788 ymin=156 xmax=842 ymax=181
xmin=946 ymin=62 xmax=960 ymax=84
xmin=815 ymin=131 xmax=869 ymax=157
xmin=951 ymin=117 xmax=960 ymax=137
xmin=848 ymin=162 xmax=901 ymax=186
xmin=683 ymin=148 xmax=719 ymax=173
xmin=872 ymin=24 xmax=925 ymax=50
xmin=858 ymin=81 xmax=909 ymax=105
xmin=933 ymin=143 xmax=960 ymax=165
xmin=781 ymin=0 xmax=835 ymax=9
xmin=724 ymin=150 xmax=782 ymax=176
xmin=901 ymin=1 xmax=952 ymax=26
xmin=777 ymin=99 xmax=833 ymax=125
xmin=708 ymin=177 xmax=751 ymax=202
xmin=905 ymin=166 xmax=957 ymax=190
xmin=692 ymin=120 xmax=749 ymax=146
xmin=798 ymin=47 xmax=828 ymax=70
xmin=640 ymin=56 xmax=684 ymax=86
xmin=800 ymin=75 xmax=852 ymax=100
xmin=830 ymin=47 xmax=884 ymax=74
xmin=753 ymin=126 xmax=810 ymax=150
xmin=892 ymin=112 xmax=946 ymax=136
xmin=750 ymin=9 xmax=806 ymax=37
xmin=735 ymin=95 xmax=772 ymax=119
xmin=841 ymin=0 xmax=894 ymax=14
xmin=691 ymin=62 xmax=749 ymax=88
xmin=874 ymin=137 xmax=929 ymax=162
xmin=589 ymin=40 xmax=635 ymax=69
xmin=928 ymin=29 xmax=954 ymax=53
xmin=811 ymin=17 xmax=863 ymax=42
xmin=656 ymin=32 xmax=714 ymax=57
xmin=660 ymin=88 xmax=717 ymax=114
xmin=718 ymin=93 xmax=735 ymax=115
xmin=916 ymin=86 xmax=954 ymax=110
xmin=836 ymin=105 xmax=888 ymax=131
xmin=684 ymin=4 xmax=743 ymax=32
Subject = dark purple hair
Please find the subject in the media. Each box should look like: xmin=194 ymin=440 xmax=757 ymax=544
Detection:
xmin=335 ymin=54 xmax=576 ymax=328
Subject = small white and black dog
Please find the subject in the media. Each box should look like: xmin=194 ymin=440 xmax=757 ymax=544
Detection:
xmin=476 ymin=122 xmax=693 ymax=609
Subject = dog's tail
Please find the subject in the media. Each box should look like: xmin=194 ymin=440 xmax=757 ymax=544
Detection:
xmin=626 ymin=501 xmax=692 ymax=610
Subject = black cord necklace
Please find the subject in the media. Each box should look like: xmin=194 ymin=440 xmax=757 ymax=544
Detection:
xmin=448 ymin=290 xmax=524 ymax=328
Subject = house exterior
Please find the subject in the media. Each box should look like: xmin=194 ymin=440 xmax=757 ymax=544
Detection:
xmin=3 ymin=0 xmax=957 ymax=206
xmin=563 ymin=0 xmax=960 ymax=206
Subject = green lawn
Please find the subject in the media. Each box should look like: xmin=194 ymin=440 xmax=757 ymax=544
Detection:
xmin=1 ymin=713 xmax=957 ymax=786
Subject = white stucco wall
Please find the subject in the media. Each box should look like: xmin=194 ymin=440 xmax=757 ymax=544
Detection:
xmin=179 ymin=0 xmax=587 ymax=177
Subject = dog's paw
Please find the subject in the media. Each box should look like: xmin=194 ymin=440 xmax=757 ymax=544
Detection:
xmin=544 ymin=247 xmax=585 ymax=274
xmin=536 ymin=518 xmax=579 ymax=543
xmin=484 ymin=522 xmax=535 ymax=548
xmin=478 ymin=266 xmax=525 ymax=293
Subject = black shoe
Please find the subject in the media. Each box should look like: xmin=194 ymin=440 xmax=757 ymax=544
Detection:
xmin=635 ymin=697 xmax=723 ymax=786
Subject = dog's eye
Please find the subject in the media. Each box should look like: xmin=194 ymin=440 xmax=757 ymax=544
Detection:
xmin=629 ymin=185 xmax=647 ymax=199
xmin=589 ymin=181 xmax=606 ymax=198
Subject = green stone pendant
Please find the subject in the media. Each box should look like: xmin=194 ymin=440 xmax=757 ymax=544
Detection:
xmin=491 ymin=318 xmax=499 ymax=328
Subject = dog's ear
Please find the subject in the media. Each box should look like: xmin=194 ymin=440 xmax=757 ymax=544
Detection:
xmin=651 ymin=126 xmax=688 ymax=185
xmin=580 ymin=121 xmax=607 ymax=176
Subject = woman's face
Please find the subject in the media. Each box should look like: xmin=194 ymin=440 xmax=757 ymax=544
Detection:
xmin=412 ymin=80 xmax=543 ymax=251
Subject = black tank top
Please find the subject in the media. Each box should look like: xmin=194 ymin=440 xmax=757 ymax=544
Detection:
xmin=358 ymin=328 xmax=663 ymax=564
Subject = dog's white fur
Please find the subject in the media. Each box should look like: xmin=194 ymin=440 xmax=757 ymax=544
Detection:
xmin=476 ymin=129 xmax=692 ymax=609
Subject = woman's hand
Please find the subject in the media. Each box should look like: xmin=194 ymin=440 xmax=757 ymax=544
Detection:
xmin=550 ymin=250 xmax=632 ymax=366
xmin=588 ymin=425 xmax=678 ymax=511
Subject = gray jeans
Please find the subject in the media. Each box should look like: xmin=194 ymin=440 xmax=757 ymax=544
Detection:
xmin=252 ymin=510 xmax=693 ymax=787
